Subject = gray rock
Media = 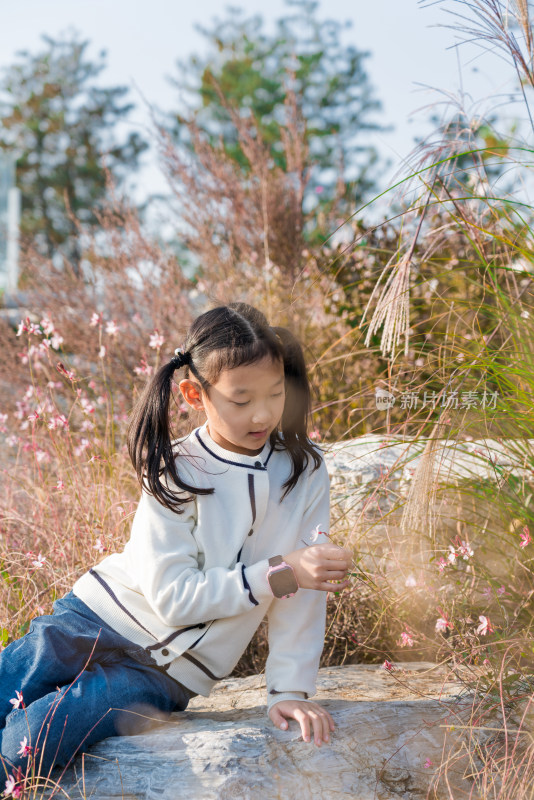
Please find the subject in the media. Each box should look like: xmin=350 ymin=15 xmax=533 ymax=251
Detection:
xmin=44 ymin=663 xmax=479 ymax=800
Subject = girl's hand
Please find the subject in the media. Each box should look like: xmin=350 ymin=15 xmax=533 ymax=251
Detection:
xmin=282 ymin=543 xmax=351 ymax=592
xmin=269 ymin=699 xmax=335 ymax=746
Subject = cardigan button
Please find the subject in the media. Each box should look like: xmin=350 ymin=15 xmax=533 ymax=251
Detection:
xmin=161 ymin=648 xmax=169 ymax=656
xmin=248 ymin=528 xmax=253 ymax=536
xmin=254 ymin=460 xmax=262 ymax=468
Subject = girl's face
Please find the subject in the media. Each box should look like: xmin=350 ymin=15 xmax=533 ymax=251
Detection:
xmin=179 ymin=355 xmax=286 ymax=455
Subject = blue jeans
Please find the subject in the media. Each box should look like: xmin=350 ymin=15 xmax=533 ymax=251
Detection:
xmin=0 ymin=591 xmax=190 ymax=779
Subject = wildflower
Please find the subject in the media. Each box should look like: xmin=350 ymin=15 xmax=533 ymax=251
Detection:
xmin=56 ymin=362 xmax=75 ymax=381
xmin=4 ymin=774 xmax=21 ymax=798
xmin=134 ymin=359 xmax=153 ymax=377
xmin=89 ymin=312 xmax=101 ymax=327
xmin=424 ymin=758 xmax=433 ymax=768
xmin=0 ymin=412 xmax=8 ymax=433
xmin=93 ymin=537 xmax=106 ymax=554
xmin=31 ymin=553 xmax=46 ymax=569
xmin=308 ymin=524 xmax=329 ymax=544
xmin=40 ymin=317 xmax=54 ymax=335
xmin=6 ymin=435 xmax=19 ymax=447
xmin=81 ymin=420 xmax=95 ymax=432
xmin=447 ymin=546 xmax=457 ymax=565
xmin=17 ymin=737 xmax=32 ymax=757
xmin=9 ymin=691 xmax=23 ymax=710
xmin=50 ymin=333 xmax=64 ymax=350
xmin=309 ymin=428 xmax=322 ymax=441
xmin=398 ymin=630 xmax=414 ymax=647
xmin=55 ymin=479 xmax=65 ymax=490
xmin=405 ymin=574 xmax=417 ymax=587
xmin=436 ymin=557 xmax=448 ymax=573
xmin=149 ymin=330 xmax=165 ymax=349
xmin=27 ymin=411 xmax=40 ymax=423
xmin=456 ymin=539 xmax=474 ymax=560
xmin=481 ymin=586 xmax=492 ymax=600
xmin=520 ymin=526 xmax=531 ymax=548
xmin=79 ymin=397 xmax=95 ymax=415
xmin=475 ymin=615 xmax=494 ymax=636
xmin=105 ymin=320 xmax=119 ymax=337
xmin=74 ymin=438 xmax=90 ymax=457
xmin=16 ymin=319 xmax=29 ymax=336
xmin=382 ymin=659 xmax=395 ymax=672
xmin=36 ymin=606 xmax=45 ymax=615
xmin=496 ymin=586 xmax=507 ymax=596
xmin=435 ymin=617 xmax=451 ymax=633
xmin=35 ymin=449 xmax=49 ymax=463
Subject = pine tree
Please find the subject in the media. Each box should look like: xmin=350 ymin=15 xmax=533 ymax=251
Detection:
xmin=169 ymin=0 xmax=385 ymax=221
xmin=0 ymin=33 xmax=148 ymax=273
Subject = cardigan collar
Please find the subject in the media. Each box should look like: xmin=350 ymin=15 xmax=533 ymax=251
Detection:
xmin=195 ymin=421 xmax=274 ymax=470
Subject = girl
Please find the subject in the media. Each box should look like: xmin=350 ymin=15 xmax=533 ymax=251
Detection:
xmin=0 ymin=302 xmax=351 ymax=783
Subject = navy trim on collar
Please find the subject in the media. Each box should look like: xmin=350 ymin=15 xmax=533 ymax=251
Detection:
xmin=195 ymin=428 xmax=273 ymax=470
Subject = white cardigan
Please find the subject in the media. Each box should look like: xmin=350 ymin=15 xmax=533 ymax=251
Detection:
xmin=73 ymin=422 xmax=330 ymax=713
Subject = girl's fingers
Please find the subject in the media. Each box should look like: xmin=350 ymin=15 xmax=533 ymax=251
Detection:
xmin=296 ymin=710 xmax=312 ymax=742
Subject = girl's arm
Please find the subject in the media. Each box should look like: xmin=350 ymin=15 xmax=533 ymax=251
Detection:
xmin=124 ymin=487 xmax=275 ymax=627
xmin=264 ymin=456 xmax=331 ymax=709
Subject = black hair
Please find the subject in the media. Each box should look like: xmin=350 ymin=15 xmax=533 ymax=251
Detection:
xmin=127 ymin=302 xmax=322 ymax=513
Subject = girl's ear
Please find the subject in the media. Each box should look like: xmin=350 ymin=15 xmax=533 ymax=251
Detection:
xmin=178 ymin=379 xmax=205 ymax=411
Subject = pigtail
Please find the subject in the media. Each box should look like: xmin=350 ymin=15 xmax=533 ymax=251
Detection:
xmin=271 ymin=325 xmax=323 ymax=498
xmin=127 ymin=359 xmax=213 ymax=514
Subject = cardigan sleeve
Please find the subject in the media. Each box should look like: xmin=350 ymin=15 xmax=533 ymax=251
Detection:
xmin=264 ymin=455 xmax=331 ymax=713
xmin=124 ymin=486 xmax=271 ymax=627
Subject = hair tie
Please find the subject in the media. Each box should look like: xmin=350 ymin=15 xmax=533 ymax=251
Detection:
xmin=170 ymin=349 xmax=192 ymax=370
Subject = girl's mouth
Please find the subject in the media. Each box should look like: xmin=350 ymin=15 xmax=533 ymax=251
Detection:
xmin=249 ymin=429 xmax=268 ymax=438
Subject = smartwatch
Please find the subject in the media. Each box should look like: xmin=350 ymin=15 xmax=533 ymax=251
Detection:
xmin=267 ymin=555 xmax=299 ymax=599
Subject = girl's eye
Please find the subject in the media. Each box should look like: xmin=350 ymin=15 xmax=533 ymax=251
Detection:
xmin=234 ymin=393 xmax=283 ymax=407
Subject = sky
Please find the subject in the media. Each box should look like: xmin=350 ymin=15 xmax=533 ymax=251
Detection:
xmin=0 ymin=0 xmax=523 ymax=215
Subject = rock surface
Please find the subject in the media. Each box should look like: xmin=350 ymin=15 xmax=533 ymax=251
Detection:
xmin=45 ymin=663 xmax=480 ymax=800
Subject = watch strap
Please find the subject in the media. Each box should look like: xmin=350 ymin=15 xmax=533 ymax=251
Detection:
xmin=268 ymin=555 xmax=283 ymax=567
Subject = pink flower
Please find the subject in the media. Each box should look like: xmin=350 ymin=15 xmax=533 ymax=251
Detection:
xmin=520 ymin=526 xmax=531 ymax=548
xmin=0 ymin=412 xmax=8 ymax=433
xmin=40 ymin=317 xmax=54 ymax=335
xmin=435 ymin=616 xmax=451 ymax=633
xmin=149 ymin=331 xmax=165 ymax=349
xmin=308 ymin=524 xmax=330 ymax=544
xmin=17 ymin=736 xmax=32 ymax=757
xmin=9 ymin=691 xmax=23 ymax=710
xmin=476 ymin=615 xmax=494 ymax=636
xmin=405 ymin=574 xmax=417 ymax=587
xmin=134 ymin=359 xmax=153 ymax=377
xmin=31 ymin=553 xmax=46 ymax=569
xmin=93 ymin=537 xmax=107 ymax=554
xmin=398 ymin=630 xmax=414 ymax=647
xmin=105 ymin=320 xmax=119 ymax=337
xmin=16 ymin=319 xmax=29 ymax=336
xmin=4 ymin=775 xmax=19 ymax=797
xmin=89 ymin=312 xmax=101 ymax=327
xmin=437 ymin=557 xmax=448 ymax=572
xmin=382 ymin=659 xmax=395 ymax=672
xmin=55 ymin=479 xmax=65 ymax=490
xmin=98 ymin=345 xmax=106 ymax=359
xmin=424 ymin=758 xmax=433 ymax=768
xmin=309 ymin=428 xmax=322 ymax=441
xmin=56 ymin=362 xmax=75 ymax=381
xmin=50 ymin=333 xmax=64 ymax=350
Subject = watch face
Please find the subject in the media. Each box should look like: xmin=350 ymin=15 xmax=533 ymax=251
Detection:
xmin=270 ymin=567 xmax=298 ymax=597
